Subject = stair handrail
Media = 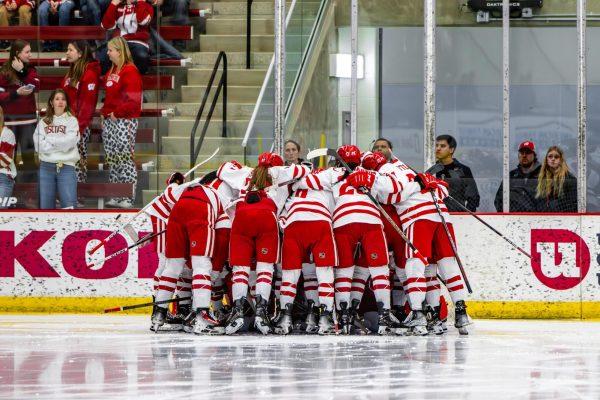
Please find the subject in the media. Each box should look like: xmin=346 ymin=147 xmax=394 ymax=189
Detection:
xmin=247 ymin=0 xmax=253 ymax=69
xmin=190 ymin=51 xmax=227 ymax=177
xmin=242 ymin=0 xmax=298 ymax=151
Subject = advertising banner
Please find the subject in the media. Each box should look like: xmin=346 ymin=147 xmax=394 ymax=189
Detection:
xmin=0 ymin=211 xmax=598 ymax=318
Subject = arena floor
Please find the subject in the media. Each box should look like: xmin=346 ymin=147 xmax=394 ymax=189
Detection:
xmin=0 ymin=315 xmax=599 ymax=399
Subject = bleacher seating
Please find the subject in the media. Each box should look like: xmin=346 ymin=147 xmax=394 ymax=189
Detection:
xmin=0 ymin=26 xmax=193 ymax=41
xmin=14 ymin=183 xmax=135 ymax=208
xmin=0 ymin=58 xmax=192 ymax=67
xmin=38 ymin=75 xmax=175 ymax=91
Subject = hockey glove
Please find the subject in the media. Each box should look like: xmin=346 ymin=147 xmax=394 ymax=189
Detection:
xmin=415 ymin=172 xmax=438 ymax=193
xmin=167 ymin=171 xmax=185 ymax=185
xmin=347 ymin=170 xmax=376 ymax=190
xmin=361 ymin=151 xmax=387 ymax=171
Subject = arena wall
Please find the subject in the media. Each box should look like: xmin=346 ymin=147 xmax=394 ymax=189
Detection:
xmin=0 ymin=211 xmax=598 ymax=318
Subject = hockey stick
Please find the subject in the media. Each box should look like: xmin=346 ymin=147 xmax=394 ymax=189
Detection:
xmin=307 ymin=148 xmax=429 ymax=267
xmin=104 ymin=295 xmax=191 ymax=313
xmin=446 ymin=195 xmax=532 ymax=259
xmin=88 ymin=148 xmax=221 ymax=255
xmin=87 ymin=229 xmax=166 ymax=269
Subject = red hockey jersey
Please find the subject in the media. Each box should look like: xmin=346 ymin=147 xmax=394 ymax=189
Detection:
xmin=101 ymin=1 xmax=154 ymax=48
xmin=61 ymin=60 xmax=101 ymax=133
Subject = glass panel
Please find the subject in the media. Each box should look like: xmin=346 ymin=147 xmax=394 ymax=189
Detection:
xmin=436 ymin=26 xmax=502 ymax=212
xmin=587 ymin=26 xmax=600 ymax=211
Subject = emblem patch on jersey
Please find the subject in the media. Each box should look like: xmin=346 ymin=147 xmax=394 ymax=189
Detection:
xmin=191 ymin=241 xmax=197 ymax=248
xmin=318 ymin=252 xmax=326 ymax=259
xmin=261 ymin=248 xmax=269 ymax=255
xmin=370 ymin=253 xmax=378 ymax=260
xmin=88 ymin=83 xmax=96 ymax=90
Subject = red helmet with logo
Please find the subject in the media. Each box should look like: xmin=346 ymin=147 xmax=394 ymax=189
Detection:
xmin=337 ymin=145 xmax=362 ymax=167
xmin=361 ymin=151 xmax=387 ymax=171
xmin=257 ymin=152 xmax=284 ymax=167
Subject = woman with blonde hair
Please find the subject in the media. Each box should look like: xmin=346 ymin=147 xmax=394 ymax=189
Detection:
xmin=101 ymin=36 xmax=143 ymax=208
xmin=536 ymin=146 xmax=578 ymax=212
xmin=33 ymin=89 xmax=80 ymax=209
xmin=0 ymin=106 xmax=17 ymax=208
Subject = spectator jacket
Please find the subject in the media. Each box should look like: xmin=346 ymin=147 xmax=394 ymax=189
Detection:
xmin=494 ymin=162 xmax=541 ymax=212
xmin=101 ymin=63 xmax=143 ymax=119
xmin=0 ymin=0 xmax=35 ymax=9
xmin=0 ymin=64 xmax=39 ymax=124
xmin=61 ymin=60 xmax=101 ymax=133
xmin=535 ymin=172 xmax=578 ymax=213
xmin=427 ymin=159 xmax=480 ymax=212
xmin=0 ymin=126 xmax=17 ymax=179
xmin=33 ymin=113 xmax=80 ymax=167
xmin=101 ymin=1 xmax=154 ymax=48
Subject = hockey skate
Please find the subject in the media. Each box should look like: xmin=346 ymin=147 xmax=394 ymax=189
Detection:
xmin=158 ymin=303 xmax=191 ymax=332
xmin=192 ymin=309 xmax=225 ymax=335
xmin=274 ymin=304 xmax=293 ymax=335
xmin=376 ymin=303 xmax=398 ymax=335
xmin=318 ymin=305 xmax=336 ymax=335
xmin=150 ymin=306 xmax=167 ymax=332
xmin=454 ymin=300 xmax=472 ymax=335
xmin=305 ymin=303 xmax=320 ymax=334
xmin=403 ymin=310 xmax=428 ymax=336
xmin=225 ymin=298 xmax=246 ymax=335
xmin=254 ymin=295 xmax=273 ymax=335
xmin=182 ymin=310 xmax=196 ymax=333
xmin=425 ymin=306 xmax=446 ymax=336
xmin=338 ymin=302 xmax=351 ymax=335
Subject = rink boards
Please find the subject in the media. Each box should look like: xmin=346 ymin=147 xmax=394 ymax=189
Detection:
xmin=0 ymin=211 xmax=598 ymax=319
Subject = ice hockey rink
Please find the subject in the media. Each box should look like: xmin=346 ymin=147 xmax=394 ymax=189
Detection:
xmin=0 ymin=315 xmax=598 ymax=400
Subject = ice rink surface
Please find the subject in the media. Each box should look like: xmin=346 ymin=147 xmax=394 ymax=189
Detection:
xmin=1 ymin=315 xmax=599 ymax=400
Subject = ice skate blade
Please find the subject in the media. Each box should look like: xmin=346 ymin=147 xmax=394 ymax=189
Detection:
xmin=274 ymin=326 xmax=291 ymax=335
xmin=156 ymin=323 xmax=183 ymax=332
xmin=410 ymin=326 xmax=429 ymax=336
xmin=458 ymin=327 xmax=469 ymax=335
xmin=305 ymin=325 xmax=319 ymax=334
xmin=254 ymin=318 xmax=271 ymax=335
xmin=194 ymin=327 xmax=225 ymax=336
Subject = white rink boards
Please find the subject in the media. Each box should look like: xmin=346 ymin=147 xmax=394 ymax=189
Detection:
xmin=1 ymin=315 xmax=599 ymax=400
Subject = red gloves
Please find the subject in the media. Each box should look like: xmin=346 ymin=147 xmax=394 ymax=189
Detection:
xmin=416 ymin=172 xmax=449 ymax=195
xmin=258 ymin=152 xmax=284 ymax=167
xmin=361 ymin=151 xmax=387 ymax=171
xmin=347 ymin=170 xmax=376 ymax=190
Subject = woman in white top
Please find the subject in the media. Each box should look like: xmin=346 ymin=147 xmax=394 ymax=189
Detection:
xmin=33 ymin=89 xmax=80 ymax=209
xmin=0 ymin=105 xmax=17 ymax=209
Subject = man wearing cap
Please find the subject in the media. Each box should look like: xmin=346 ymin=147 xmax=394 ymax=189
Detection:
xmin=494 ymin=141 xmax=541 ymax=212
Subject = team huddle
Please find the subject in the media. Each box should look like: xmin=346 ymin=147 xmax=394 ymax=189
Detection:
xmin=145 ymin=142 xmax=472 ymax=336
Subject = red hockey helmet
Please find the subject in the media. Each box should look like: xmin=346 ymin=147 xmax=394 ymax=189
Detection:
xmin=257 ymin=152 xmax=284 ymax=167
xmin=337 ymin=145 xmax=362 ymax=167
xmin=361 ymin=151 xmax=387 ymax=171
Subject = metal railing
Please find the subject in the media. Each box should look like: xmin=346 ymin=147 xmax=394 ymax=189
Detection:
xmin=189 ymin=51 xmax=227 ymax=177
xmin=247 ymin=0 xmax=253 ymax=69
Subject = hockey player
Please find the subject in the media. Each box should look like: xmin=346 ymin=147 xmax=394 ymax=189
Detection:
xmin=370 ymin=157 xmax=471 ymax=335
xmin=219 ymin=153 xmax=310 ymax=335
xmin=150 ymin=181 xmax=225 ymax=335
xmin=275 ymin=167 xmax=337 ymax=335
xmin=293 ymin=145 xmax=393 ymax=334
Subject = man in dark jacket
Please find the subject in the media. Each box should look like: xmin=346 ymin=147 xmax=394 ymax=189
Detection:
xmin=494 ymin=140 xmax=541 ymax=212
xmin=427 ymin=135 xmax=480 ymax=212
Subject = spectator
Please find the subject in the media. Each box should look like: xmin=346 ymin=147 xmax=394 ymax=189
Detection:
xmin=101 ymin=37 xmax=142 ymax=209
xmin=148 ymin=0 xmax=188 ymax=51
xmin=535 ymin=146 xmax=577 ymax=213
xmin=0 ymin=40 xmax=39 ymax=183
xmin=284 ymin=139 xmax=304 ymax=165
xmin=0 ymin=0 xmax=34 ymax=49
xmin=99 ymin=0 xmax=154 ymax=75
xmin=371 ymin=137 xmax=394 ymax=161
xmin=33 ymin=89 xmax=80 ymax=209
xmin=494 ymin=140 xmax=541 ymax=212
xmin=427 ymin=134 xmax=480 ymax=212
xmin=80 ymin=0 xmax=110 ymax=25
xmin=0 ymin=105 xmax=17 ymax=207
xmin=38 ymin=0 xmax=76 ymax=52
xmin=62 ymin=40 xmax=101 ymax=183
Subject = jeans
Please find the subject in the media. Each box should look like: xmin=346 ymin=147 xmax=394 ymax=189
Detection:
xmin=39 ymin=161 xmax=77 ymax=209
xmin=162 ymin=0 xmax=190 ymax=25
xmin=150 ymin=27 xmax=184 ymax=60
xmin=98 ymin=41 xmax=149 ymax=74
xmin=38 ymin=0 xmax=75 ymax=26
xmin=5 ymin=119 xmax=36 ymax=183
xmin=80 ymin=0 xmax=110 ymax=25
xmin=0 ymin=174 xmax=14 ymax=209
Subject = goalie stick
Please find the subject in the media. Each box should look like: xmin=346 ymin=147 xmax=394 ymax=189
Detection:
xmin=104 ymin=295 xmax=191 ymax=313
xmin=88 ymin=147 xmax=221 ymax=255
xmin=306 ymin=148 xmax=429 ymax=267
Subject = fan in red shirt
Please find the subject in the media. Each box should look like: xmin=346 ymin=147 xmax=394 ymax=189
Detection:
xmin=99 ymin=0 xmax=154 ymax=74
xmin=61 ymin=40 xmax=101 ymax=183
xmin=100 ymin=37 xmax=143 ymax=209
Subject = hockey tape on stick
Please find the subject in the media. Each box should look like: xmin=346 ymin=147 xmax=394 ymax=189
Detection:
xmin=184 ymin=147 xmax=220 ymax=178
xmin=319 ymin=148 xmax=430 ymax=267
xmin=104 ymin=296 xmax=192 ymax=313
xmin=87 ymin=230 xmax=165 ymax=269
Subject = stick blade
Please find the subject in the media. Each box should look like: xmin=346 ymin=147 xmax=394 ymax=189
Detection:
xmin=306 ymin=148 xmax=330 ymax=160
